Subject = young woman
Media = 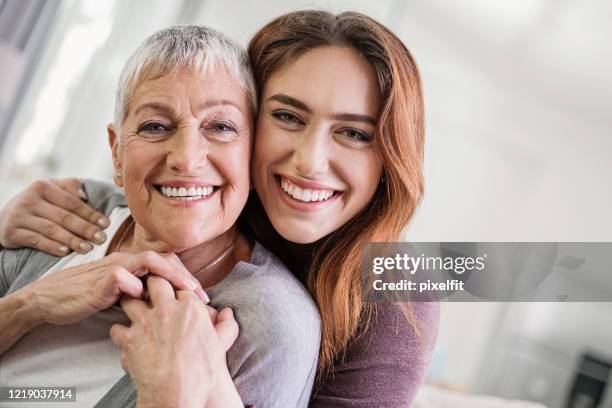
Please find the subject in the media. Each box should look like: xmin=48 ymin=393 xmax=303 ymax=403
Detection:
xmin=0 ymin=10 xmax=438 ymax=406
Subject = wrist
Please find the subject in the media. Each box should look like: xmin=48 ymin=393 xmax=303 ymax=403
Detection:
xmin=135 ymin=383 xmax=179 ymax=408
xmin=135 ymin=374 xmax=209 ymax=408
xmin=206 ymin=366 xmax=243 ymax=408
xmin=0 ymin=289 xmax=43 ymax=337
xmin=5 ymin=288 xmax=45 ymax=331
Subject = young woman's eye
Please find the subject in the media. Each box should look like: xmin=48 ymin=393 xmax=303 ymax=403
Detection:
xmin=137 ymin=122 xmax=171 ymax=135
xmin=339 ymin=128 xmax=373 ymax=143
xmin=272 ymin=110 xmax=304 ymax=125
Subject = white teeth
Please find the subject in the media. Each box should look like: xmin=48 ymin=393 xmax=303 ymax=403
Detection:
xmin=159 ymin=185 xmax=215 ymax=199
xmin=279 ymin=177 xmax=335 ymax=203
xmin=292 ymin=187 xmax=302 ymax=200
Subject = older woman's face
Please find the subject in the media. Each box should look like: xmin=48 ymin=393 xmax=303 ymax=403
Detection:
xmin=109 ymin=68 xmax=252 ymax=251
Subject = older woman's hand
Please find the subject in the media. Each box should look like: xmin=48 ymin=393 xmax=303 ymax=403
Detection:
xmin=20 ymin=251 xmax=208 ymax=326
xmin=0 ymin=178 xmax=109 ymax=256
xmin=110 ymin=276 xmax=241 ymax=408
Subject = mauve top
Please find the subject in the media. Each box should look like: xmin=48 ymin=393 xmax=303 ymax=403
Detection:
xmin=311 ymin=301 xmax=439 ymax=407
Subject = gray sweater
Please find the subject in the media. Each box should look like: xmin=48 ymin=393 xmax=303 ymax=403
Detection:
xmin=0 ymin=180 xmax=321 ymax=408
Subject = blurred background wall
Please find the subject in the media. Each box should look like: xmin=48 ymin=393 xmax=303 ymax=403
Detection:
xmin=1 ymin=1 xmax=611 ymax=407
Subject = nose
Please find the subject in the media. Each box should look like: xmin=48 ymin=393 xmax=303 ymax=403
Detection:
xmin=291 ymin=126 xmax=330 ymax=178
xmin=166 ymin=126 xmax=208 ymax=174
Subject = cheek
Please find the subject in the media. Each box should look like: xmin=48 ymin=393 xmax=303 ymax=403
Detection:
xmin=122 ymin=144 xmax=161 ymax=196
xmin=217 ymin=143 xmax=251 ymax=199
xmin=345 ymin=151 xmax=382 ymax=203
xmin=253 ymin=119 xmax=288 ymax=177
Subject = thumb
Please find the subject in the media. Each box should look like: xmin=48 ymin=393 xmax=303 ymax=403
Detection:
xmin=215 ymin=308 xmax=239 ymax=352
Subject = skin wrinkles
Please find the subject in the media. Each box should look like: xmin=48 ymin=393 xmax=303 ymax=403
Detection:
xmin=109 ymin=67 xmax=252 ymax=255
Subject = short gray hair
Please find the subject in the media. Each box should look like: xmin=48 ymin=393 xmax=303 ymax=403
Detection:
xmin=114 ymin=25 xmax=256 ymax=129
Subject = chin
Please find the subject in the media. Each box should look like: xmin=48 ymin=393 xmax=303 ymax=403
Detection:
xmin=274 ymin=221 xmax=328 ymax=244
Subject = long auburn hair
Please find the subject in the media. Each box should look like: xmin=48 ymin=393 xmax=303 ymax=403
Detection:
xmin=239 ymin=10 xmax=425 ymax=382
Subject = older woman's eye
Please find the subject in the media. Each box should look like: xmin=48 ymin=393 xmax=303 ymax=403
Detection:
xmin=339 ymin=128 xmax=373 ymax=143
xmin=137 ymin=122 xmax=171 ymax=134
xmin=271 ymin=110 xmax=304 ymax=125
xmin=208 ymin=122 xmax=236 ymax=133
xmin=203 ymin=121 xmax=238 ymax=141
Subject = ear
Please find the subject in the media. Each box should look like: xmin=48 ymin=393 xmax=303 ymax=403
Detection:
xmin=107 ymin=123 xmax=124 ymax=187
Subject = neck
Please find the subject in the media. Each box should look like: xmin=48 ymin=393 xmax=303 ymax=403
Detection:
xmin=112 ymin=219 xmax=250 ymax=288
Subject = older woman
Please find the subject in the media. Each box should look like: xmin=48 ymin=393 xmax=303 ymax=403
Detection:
xmin=0 ymin=26 xmax=320 ymax=408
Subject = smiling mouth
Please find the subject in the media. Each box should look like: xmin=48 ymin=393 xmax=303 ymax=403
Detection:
xmin=154 ymin=184 xmax=219 ymax=201
xmin=276 ymin=175 xmax=341 ymax=203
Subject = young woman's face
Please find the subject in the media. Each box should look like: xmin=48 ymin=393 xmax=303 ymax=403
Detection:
xmin=252 ymin=46 xmax=382 ymax=244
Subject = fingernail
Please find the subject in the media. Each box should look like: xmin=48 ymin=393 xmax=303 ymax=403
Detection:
xmin=197 ymin=288 xmax=210 ymax=303
xmin=78 ymin=187 xmax=88 ymax=201
xmin=97 ymin=217 xmax=110 ymax=228
xmin=59 ymin=245 xmax=70 ymax=254
xmin=93 ymin=231 xmax=107 ymax=244
xmin=79 ymin=242 xmax=93 ymax=252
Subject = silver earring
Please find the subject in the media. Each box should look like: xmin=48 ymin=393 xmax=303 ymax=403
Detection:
xmin=115 ymin=173 xmax=122 ymax=181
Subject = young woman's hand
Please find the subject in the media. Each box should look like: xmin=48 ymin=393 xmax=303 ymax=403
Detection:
xmin=110 ymin=276 xmax=241 ymax=408
xmin=18 ymin=251 xmax=208 ymax=327
xmin=0 ymin=178 xmax=109 ymax=256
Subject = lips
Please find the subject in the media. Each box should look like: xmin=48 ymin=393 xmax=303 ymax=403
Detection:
xmin=273 ymin=175 xmax=342 ymax=212
xmin=278 ymin=176 xmax=336 ymax=203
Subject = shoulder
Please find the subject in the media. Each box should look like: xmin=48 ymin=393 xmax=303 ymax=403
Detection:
xmin=312 ymin=302 xmax=439 ymax=407
xmin=214 ymin=241 xmax=320 ymax=327
xmin=213 ymin=242 xmax=320 ymax=406
xmin=81 ymin=179 xmax=126 ymax=216
xmin=371 ymin=301 xmax=439 ymax=345
xmin=1 ymin=247 xmax=61 ymax=296
xmin=341 ymin=301 xmax=438 ymax=369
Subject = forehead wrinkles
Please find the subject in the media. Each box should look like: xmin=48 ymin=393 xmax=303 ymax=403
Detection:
xmin=130 ymin=73 xmax=247 ymax=121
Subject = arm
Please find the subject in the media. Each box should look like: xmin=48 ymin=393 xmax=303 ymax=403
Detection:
xmin=220 ymin=274 xmax=321 ymax=408
xmin=0 ymin=248 xmax=43 ymax=354
xmin=0 ymin=249 xmax=207 ymax=356
xmin=0 ymin=287 xmax=42 ymax=355
xmin=311 ymin=301 xmax=439 ymax=407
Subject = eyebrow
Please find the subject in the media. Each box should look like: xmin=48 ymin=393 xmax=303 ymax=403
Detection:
xmin=133 ymin=99 xmax=243 ymax=117
xmin=266 ymin=93 xmax=377 ymax=125
xmin=133 ymin=102 xmax=174 ymax=117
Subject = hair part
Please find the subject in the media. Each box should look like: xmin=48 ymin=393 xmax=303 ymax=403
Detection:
xmin=248 ymin=10 xmax=425 ymax=385
xmin=114 ymin=25 xmax=256 ymax=130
